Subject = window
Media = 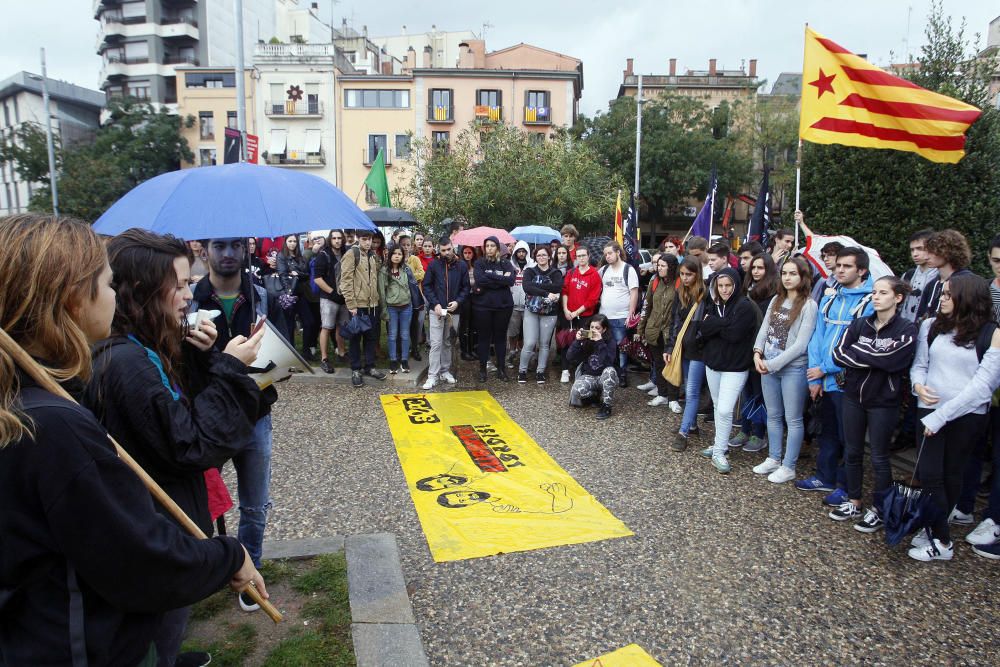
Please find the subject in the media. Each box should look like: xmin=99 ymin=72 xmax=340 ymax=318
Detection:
xmin=367 ymin=134 xmax=387 ymax=164
xmin=199 ymin=148 xmax=217 ymax=166
xmin=127 ymin=80 xmax=150 ymax=99
xmin=525 ymin=90 xmax=551 ymax=123
xmin=306 ymin=83 xmax=320 ymax=114
xmin=395 ymin=134 xmax=411 ymax=160
xmin=121 ymin=1 xmax=145 ymax=19
xmin=123 ymin=41 xmax=149 ymax=63
xmin=199 ymin=111 xmax=214 ymax=140
xmin=477 ymin=89 xmax=501 ymax=107
xmin=432 ymin=131 xmax=449 ymax=153
xmin=227 ymin=111 xmax=238 ymax=129
xmin=344 ymin=89 xmax=409 ymax=109
xmin=185 ymin=72 xmax=236 ymax=88
xmin=429 ymin=89 xmax=453 ymax=121
xmin=105 ymin=85 xmax=124 ymax=102
xmin=269 ymin=83 xmax=284 ymax=114
xmin=344 ymin=51 xmax=357 ymax=63
xmin=529 ymin=132 xmax=546 ymax=146
xmin=475 ymin=89 xmax=503 ymax=121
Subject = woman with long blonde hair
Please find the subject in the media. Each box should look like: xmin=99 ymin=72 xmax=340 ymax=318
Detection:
xmin=0 ymin=214 xmax=265 ymax=666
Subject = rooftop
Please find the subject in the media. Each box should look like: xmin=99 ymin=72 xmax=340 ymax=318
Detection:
xmin=0 ymin=71 xmax=105 ymax=108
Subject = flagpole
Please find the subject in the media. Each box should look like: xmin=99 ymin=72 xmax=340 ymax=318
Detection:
xmin=794 ymin=139 xmax=803 ymax=249
xmin=633 ymin=74 xmax=643 ymax=199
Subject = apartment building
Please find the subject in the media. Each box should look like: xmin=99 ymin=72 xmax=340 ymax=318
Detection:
xmin=0 ymin=72 xmax=104 ymax=214
xmin=618 ymin=57 xmax=761 ymax=109
xmin=94 ymin=0 xmax=329 ymax=107
xmin=175 ymin=67 xmax=257 ymax=167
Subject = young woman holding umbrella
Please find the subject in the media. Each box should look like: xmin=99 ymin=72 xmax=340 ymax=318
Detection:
xmin=0 ymin=214 xmax=266 ymax=666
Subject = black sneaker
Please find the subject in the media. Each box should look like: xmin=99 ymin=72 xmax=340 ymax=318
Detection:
xmin=401 ymin=360 xmax=410 ymax=373
xmin=461 ymin=352 xmax=476 ymax=361
xmin=828 ymin=501 xmax=863 ymax=521
xmin=671 ymin=432 xmax=688 ymax=452
xmin=497 ymin=369 xmax=510 ymax=382
xmin=478 ymin=368 xmax=488 ymax=382
xmin=535 ymin=372 xmax=546 ymax=384
xmin=175 ymin=651 xmax=212 ymax=667
xmin=389 ymin=360 xmax=399 ymax=374
xmin=336 ymin=353 xmax=348 ymax=364
xmin=364 ymin=368 xmax=387 ymax=380
xmin=596 ymin=403 xmax=612 ymax=420
xmin=854 ymin=507 xmax=884 ymax=533
xmin=411 ymin=348 xmax=422 ymax=361
xmin=517 ymin=371 xmax=528 ymax=383
xmin=688 ymin=426 xmax=701 ymax=437
xmin=351 ymin=371 xmax=363 ymax=388
xmin=321 ymin=359 xmax=334 ymax=374
xmin=618 ymin=373 xmax=628 ymax=388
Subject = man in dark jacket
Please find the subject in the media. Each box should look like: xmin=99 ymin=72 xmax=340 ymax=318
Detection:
xmin=192 ymin=237 xmax=282 ymax=612
xmin=312 ymin=230 xmax=349 ymax=373
xmin=422 ymin=236 xmax=470 ymax=389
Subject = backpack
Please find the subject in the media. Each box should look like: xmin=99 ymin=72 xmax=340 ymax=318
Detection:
xmin=332 ymin=247 xmax=361 ymax=305
xmin=928 ymin=321 xmax=998 ymax=362
xmin=598 ymin=262 xmax=636 ymax=287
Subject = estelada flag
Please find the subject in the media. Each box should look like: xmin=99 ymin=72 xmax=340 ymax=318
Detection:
xmin=613 ymin=190 xmax=623 ymax=246
xmin=799 ymin=27 xmax=981 ymax=163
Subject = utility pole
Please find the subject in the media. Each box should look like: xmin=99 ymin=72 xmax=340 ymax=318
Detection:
xmin=39 ymin=48 xmax=59 ymax=215
xmin=234 ymin=0 xmax=247 ymax=161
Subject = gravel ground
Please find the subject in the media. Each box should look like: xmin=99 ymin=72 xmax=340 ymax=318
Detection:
xmin=238 ymin=364 xmax=1000 ymax=666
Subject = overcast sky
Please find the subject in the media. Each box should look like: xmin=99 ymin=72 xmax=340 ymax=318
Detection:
xmin=2 ymin=0 xmax=995 ymax=115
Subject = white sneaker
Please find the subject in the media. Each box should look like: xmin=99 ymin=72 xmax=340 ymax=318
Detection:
xmin=910 ymin=530 xmax=932 ymax=549
xmin=646 ymin=387 xmax=659 ymax=397
xmin=441 ymin=372 xmax=457 ymax=384
xmin=668 ymin=400 xmax=682 ymax=413
xmin=486 ymin=361 xmax=497 ymax=372
xmin=637 ymin=381 xmax=656 ymax=391
xmin=767 ymin=466 xmax=796 ymax=484
xmin=561 ymin=370 xmax=570 ymax=384
xmin=422 ymin=376 xmax=437 ymax=390
xmin=647 ymin=396 xmax=669 ymax=407
xmin=908 ymin=538 xmax=953 ymax=562
xmin=948 ymin=507 xmax=974 ymax=525
xmin=966 ymin=518 xmax=1000 ymax=546
xmin=753 ymin=458 xmax=781 ymax=475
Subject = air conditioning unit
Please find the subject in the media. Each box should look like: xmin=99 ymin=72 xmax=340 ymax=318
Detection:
xmin=683 ymin=206 xmax=697 ymax=217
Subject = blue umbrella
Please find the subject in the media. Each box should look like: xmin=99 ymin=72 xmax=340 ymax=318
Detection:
xmin=510 ymin=225 xmax=560 ymax=245
xmin=94 ymin=163 xmax=377 ymax=238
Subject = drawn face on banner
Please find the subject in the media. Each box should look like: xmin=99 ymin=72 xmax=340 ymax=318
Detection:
xmin=437 ymin=490 xmax=492 ymax=508
xmin=416 ymin=474 xmax=469 ymax=491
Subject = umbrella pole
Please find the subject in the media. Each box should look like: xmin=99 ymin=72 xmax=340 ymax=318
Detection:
xmin=0 ymin=327 xmax=283 ymax=624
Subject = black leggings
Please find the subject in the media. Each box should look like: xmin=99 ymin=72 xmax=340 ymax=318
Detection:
xmin=916 ymin=408 xmax=990 ymax=544
xmin=474 ymin=307 xmax=513 ymax=368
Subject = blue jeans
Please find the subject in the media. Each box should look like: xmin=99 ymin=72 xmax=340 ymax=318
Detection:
xmin=680 ymin=358 xmax=705 ymax=435
xmin=233 ymin=414 xmax=272 ymax=567
xmin=705 ymin=368 xmax=749 ymax=457
xmin=760 ymin=364 xmax=808 ymax=470
xmin=386 ymin=304 xmax=413 ymax=361
xmin=815 ymin=390 xmax=847 ymax=489
xmin=607 ymin=317 xmax=627 ymax=372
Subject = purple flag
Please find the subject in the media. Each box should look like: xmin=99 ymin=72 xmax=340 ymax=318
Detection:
xmin=689 ymin=169 xmax=716 ymax=239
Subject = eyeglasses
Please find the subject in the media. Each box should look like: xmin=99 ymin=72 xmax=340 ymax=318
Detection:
xmin=940 ymin=291 xmax=952 ymax=300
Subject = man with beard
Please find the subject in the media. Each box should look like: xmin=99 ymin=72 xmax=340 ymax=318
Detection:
xmin=191 ymin=238 xmax=282 ymax=613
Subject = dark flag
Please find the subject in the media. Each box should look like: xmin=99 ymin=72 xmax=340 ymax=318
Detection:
xmin=746 ymin=167 xmax=770 ymax=247
xmin=623 ymin=190 xmax=641 ymax=270
xmin=223 ymin=127 xmax=242 ymax=164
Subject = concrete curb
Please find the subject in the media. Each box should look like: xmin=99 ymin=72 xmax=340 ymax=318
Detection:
xmin=288 ymin=358 xmax=429 ymax=387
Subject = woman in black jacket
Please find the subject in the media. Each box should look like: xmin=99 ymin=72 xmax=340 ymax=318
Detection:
xmin=85 ymin=228 xmax=265 ymax=665
xmin=276 ymin=233 xmax=314 ymax=346
xmin=519 ymin=246 xmax=564 ymax=383
xmin=699 ymin=266 xmax=757 ymax=473
xmin=472 ymin=236 xmax=516 ymax=382
xmin=667 ymin=257 xmax=707 ymax=451
xmin=0 ymin=214 xmax=265 ymax=667
xmin=830 ymin=276 xmax=918 ymax=531
xmin=567 ymin=315 xmax=618 ymax=420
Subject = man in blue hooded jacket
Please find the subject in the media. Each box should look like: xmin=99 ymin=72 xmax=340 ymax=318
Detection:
xmin=796 ymin=247 xmax=875 ymax=503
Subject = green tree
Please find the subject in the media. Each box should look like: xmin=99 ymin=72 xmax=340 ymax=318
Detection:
xmin=397 ymin=123 xmax=624 ymax=237
xmin=800 ymin=2 xmax=1000 ymax=275
xmin=729 ymin=94 xmax=800 ymax=212
xmin=3 ymin=97 xmax=194 ymax=222
xmin=581 ymin=93 xmax=753 ymax=221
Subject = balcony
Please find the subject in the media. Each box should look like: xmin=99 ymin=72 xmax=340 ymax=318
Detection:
xmin=164 ymin=54 xmax=199 ymax=66
xmin=474 ymin=105 xmax=503 ymax=123
xmin=362 ymin=148 xmax=393 ymax=166
xmin=162 ymin=16 xmax=198 ymax=27
xmin=266 ymin=149 xmax=326 ymax=167
xmin=523 ymin=106 xmax=551 ymax=125
xmin=427 ymin=104 xmax=454 ymax=123
xmin=265 ymin=100 xmax=323 ymax=118
xmin=254 ymin=43 xmax=337 ymax=60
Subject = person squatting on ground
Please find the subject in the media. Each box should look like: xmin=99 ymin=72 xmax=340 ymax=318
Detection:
xmin=750 ymin=256 xmax=818 ymax=484
xmin=472 ymin=236 xmax=516 ymax=383
xmin=829 ymin=276 xmax=918 ymax=534
xmin=560 ymin=246 xmax=602 ymax=384
xmin=636 ymin=254 xmax=680 ymax=410
xmin=519 ymin=246 xmax=564 ymax=384
xmin=697 ymin=267 xmax=758 ymax=474
xmin=567 ymin=315 xmax=618 ymax=420
xmin=0 ymin=214 xmax=267 ymax=666
xmin=422 ymin=237 xmax=470 ymax=390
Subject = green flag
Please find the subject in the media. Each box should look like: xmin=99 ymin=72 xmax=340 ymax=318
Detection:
xmin=364 ymin=148 xmax=391 ymax=207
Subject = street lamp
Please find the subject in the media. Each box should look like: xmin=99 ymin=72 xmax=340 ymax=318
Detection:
xmin=27 ymin=48 xmax=59 ymax=216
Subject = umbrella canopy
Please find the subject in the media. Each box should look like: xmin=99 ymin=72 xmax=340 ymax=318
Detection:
xmin=510 ymin=225 xmax=560 ymax=244
xmin=453 ymin=226 xmax=516 ymax=247
xmin=364 ymin=207 xmax=417 ymax=226
xmin=581 ymin=235 xmax=612 ymax=266
xmin=94 ymin=163 xmax=377 ymax=239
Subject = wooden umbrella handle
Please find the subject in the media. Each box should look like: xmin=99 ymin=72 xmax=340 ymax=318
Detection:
xmin=0 ymin=328 xmax=282 ymax=623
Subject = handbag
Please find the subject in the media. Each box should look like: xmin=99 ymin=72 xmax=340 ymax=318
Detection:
xmin=557 ymin=317 xmax=583 ymax=350
xmin=662 ymin=302 xmax=698 ymax=387
xmin=263 ymin=273 xmax=284 ymax=298
xmin=406 ymin=267 xmax=425 ymax=310
xmin=618 ymin=336 xmax=651 ymax=364
xmin=344 ymin=312 xmax=372 ymax=337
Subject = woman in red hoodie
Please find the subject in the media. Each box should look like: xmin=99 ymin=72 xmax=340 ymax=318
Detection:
xmin=559 ymin=245 xmax=603 ymax=383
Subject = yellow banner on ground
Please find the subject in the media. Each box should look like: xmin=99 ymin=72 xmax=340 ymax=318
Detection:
xmin=380 ymin=391 xmax=632 ymax=562
xmin=574 ymin=644 xmax=662 ymax=666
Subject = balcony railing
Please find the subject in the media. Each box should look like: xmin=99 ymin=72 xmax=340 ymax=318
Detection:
xmin=265 ymin=100 xmax=323 ymax=117
xmin=474 ymin=105 xmax=503 ymax=122
xmin=255 ymin=43 xmax=336 ymax=58
xmin=106 ymin=55 xmax=150 ymax=65
xmin=102 ymin=13 xmax=147 ymax=24
xmin=266 ymin=149 xmax=326 ymax=167
xmin=362 ymin=148 xmax=393 ymax=166
xmin=164 ymin=54 xmax=199 ymax=65
xmin=427 ymin=104 xmax=454 ymax=122
xmin=162 ymin=16 xmax=198 ymax=27
xmin=524 ymin=106 xmax=551 ymax=124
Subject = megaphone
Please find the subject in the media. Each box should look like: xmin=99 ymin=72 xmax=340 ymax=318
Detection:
xmin=247 ymin=319 xmax=315 ymax=388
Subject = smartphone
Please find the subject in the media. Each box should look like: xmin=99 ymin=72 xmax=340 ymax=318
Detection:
xmin=251 ymin=316 xmax=267 ymax=337
xmin=590 ymin=331 xmax=601 ymax=341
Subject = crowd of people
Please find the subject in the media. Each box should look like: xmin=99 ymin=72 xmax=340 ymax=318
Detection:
xmin=1 ymin=210 xmax=999 ymax=665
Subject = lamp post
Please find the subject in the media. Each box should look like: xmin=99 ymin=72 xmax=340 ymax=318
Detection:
xmin=29 ymin=49 xmax=59 ymax=216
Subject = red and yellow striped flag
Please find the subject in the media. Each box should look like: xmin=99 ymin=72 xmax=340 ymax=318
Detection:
xmin=799 ymin=27 xmax=982 ymax=163
xmin=613 ymin=190 xmax=623 ymax=245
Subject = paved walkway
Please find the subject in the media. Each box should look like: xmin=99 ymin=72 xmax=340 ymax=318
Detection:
xmin=248 ymin=365 xmax=1000 ymax=665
